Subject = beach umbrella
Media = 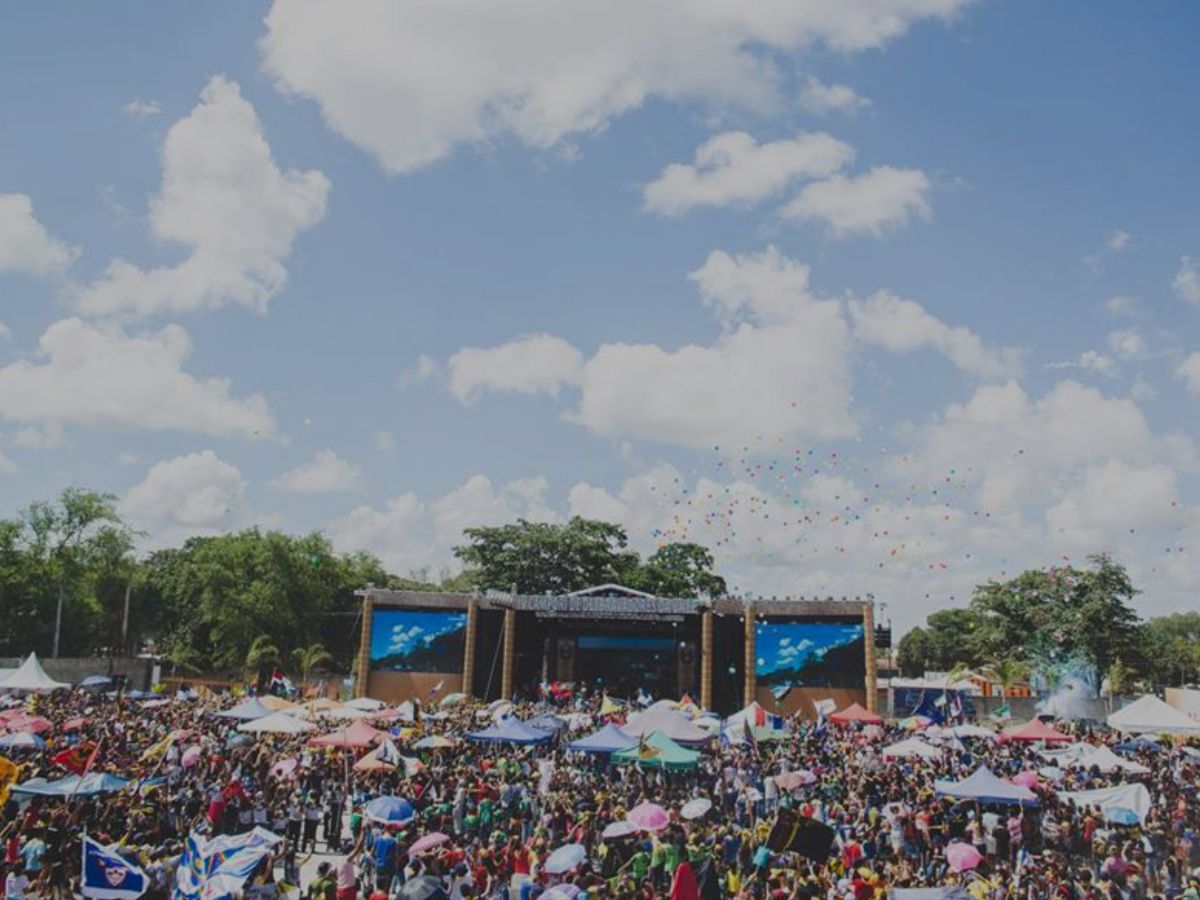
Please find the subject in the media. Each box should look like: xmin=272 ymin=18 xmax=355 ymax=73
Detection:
xmin=0 ymin=733 xmax=44 ymax=749
xmin=366 ymin=796 xmax=415 ymax=826
xmin=774 ymin=770 xmax=816 ymax=791
xmin=270 ymin=758 xmax=299 ymax=780
xmin=946 ymin=842 xmax=983 ymax=873
xmin=408 ymin=833 xmax=450 ymax=856
xmin=181 ymin=745 xmax=203 ymax=768
xmin=1010 ymin=771 xmax=1039 ymax=790
xmin=3 ymin=714 xmax=52 ymax=735
xmin=61 ymin=717 xmax=89 ymax=732
xmin=345 ymin=697 xmax=386 ymax=711
xmin=601 ymin=821 xmax=639 ymax=839
xmin=438 ymin=693 xmax=467 ymax=707
xmin=397 ymin=875 xmax=447 ymax=900
xmin=1105 ymin=807 xmax=1140 ymax=826
xmin=544 ymin=844 xmax=587 ymax=875
xmin=680 ymin=798 xmax=712 ymax=820
xmin=540 ymin=887 xmax=581 ymax=900
xmin=1038 ymin=766 xmax=1064 ymax=781
xmin=627 ymin=801 xmax=670 ymax=833
xmin=323 ymin=706 xmax=371 ymax=721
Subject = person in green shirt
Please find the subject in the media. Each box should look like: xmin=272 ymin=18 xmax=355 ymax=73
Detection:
xmin=661 ymin=840 xmax=681 ymax=877
xmin=621 ymin=846 xmax=651 ymax=882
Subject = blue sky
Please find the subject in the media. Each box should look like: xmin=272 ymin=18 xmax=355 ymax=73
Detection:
xmin=756 ymin=623 xmax=865 ymax=678
xmin=369 ymin=610 xmax=467 ymax=663
xmin=1 ymin=2 xmax=1198 ymax=632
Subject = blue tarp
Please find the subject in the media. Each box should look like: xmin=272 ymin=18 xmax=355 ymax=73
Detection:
xmin=13 ymin=773 xmax=131 ymax=797
xmin=567 ymin=723 xmax=637 ymax=754
xmin=466 ymin=719 xmax=553 ymax=745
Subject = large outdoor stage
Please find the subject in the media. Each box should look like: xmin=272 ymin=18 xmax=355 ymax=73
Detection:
xmin=355 ymin=586 xmax=876 ymax=718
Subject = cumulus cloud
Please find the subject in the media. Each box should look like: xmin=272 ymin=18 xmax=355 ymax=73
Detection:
xmin=1102 ymin=295 xmax=1139 ymax=318
xmin=849 ymin=291 xmax=1021 ymax=378
xmin=260 ymin=0 xmax=972 ymax=173
xmin=797 ymin=76 xmax=871 ymax=116
xmin=270 ymin=449 xmax=364 ymax=494
xmin=77 ymin=76 xmax=329 ymax=319
xmin=781 ymin=165 xmax=931 ymax=236
xmin=120 ymin=98 xmax=162 ymax=119
xmin=1173 ymin=256 xmax=1200 ymax=305
xmin=119 ymin=450 xmax=246 ymax=539
xmin=0 ymin=193 xmax=78 ymax=277
xmin=1046 ymin=350 xmax=1116 ymax=378
xmin=1178 ymin=352 xmax=1200 ymax=395
xmin=641 ymin=131 xmax=853 ymax=216
xmin=448 ymin=334 xmax=583 ymax=404
xmin=0 ymin=317 xmax=278 ymax=439
xmin=1106 ymin=328 xmax=1148 ymax=360
xmin=1108 ymin=230 xmax=1131 ymax=251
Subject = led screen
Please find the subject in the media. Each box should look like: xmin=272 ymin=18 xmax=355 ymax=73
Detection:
xmin=755 ymin=621 xmax=865 ymax=688
xmin=370 ymin=609 xmax=467 ymax=673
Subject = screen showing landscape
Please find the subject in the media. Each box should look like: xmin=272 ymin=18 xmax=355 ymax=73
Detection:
xmin=755 ymin=621 xmax=865 ymax=688
xmin=370 ymin=609 xmax=468 ymax=673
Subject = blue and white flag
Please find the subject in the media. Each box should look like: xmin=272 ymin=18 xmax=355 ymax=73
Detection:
xmin=82 ymin=837 xmax=148 ymax=899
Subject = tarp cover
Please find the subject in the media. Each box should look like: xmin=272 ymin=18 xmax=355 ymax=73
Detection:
xmin=934 ymin=765 xmax=1039 ymax=805
xmin=467 ymin=719 xmax=553 ymax=745
xmin=829 ymin=703 xmax=883 ymax=725
xmin=612 ymin=730 xmax=701 ymax=770
xmin=622 ymin=708 xmax=712 ymax=746
xmin=1107 ymin=695 xmax=1200 ymax=735
xmin=0 ymin=653 xmax=69 ymax=692
xmin=882 ymin=738 xmax=942 ymax=760
xmin=1059 ymin=783 xmax=1153 ymax=823
xmin=567 ymin=723 xmax=637 ymax=754
xmin=216 ymin=698 xmax=274 ymax=721
xmin=237 ymin=712 xmax=316 ymax=734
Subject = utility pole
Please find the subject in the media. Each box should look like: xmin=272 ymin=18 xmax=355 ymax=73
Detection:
xmin=52 ymin=582 xmax=63 ymax=658
xmin=121 ymin=581 xmax=133 ymax=654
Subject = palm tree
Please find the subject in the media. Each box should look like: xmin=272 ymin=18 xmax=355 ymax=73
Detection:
xmin=984 ymin=658 xmax=1030 ymax=716
xmin=1105 ymin=659 xmax=1130 ymax=714
xmin=293 ymin=642 xmax=333 ymax=688
xmin=244 ymin=635 xmax=281 ymax=688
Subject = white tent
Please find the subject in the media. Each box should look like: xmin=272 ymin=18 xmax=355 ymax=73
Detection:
xmin=1107 ymin=695 xmax=1200 ymax=735
xmin=0 ymin=653 xmax=69 ymax=692
xmin=947 ymin=724 xmax=996 ymax=740
xmin=344 ymin=697 xmax=386 ymax=712
xmin=935 ymin=766 xmax=1038 ymax=805
xmin=623 ymin=707 xmax=712 ymax=746
xmin=322 ymin=706 xmax=371 ymax=721
xmin=1060 ymin=782 xmax=1153 ymax=824
xmin=216 ymin=697 xmax=274 ymax=721
xmin=238 ymin=711 xmax=317 ymax=734
xmin=883 ymin=738 xmax=942 ymax=760
xmin=1075 ymin=744 xmax=1151 ymax=775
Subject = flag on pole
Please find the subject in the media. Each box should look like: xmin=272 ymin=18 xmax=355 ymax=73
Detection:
xmin=765 ymin=808 xmax=836 ymax=860
xmin=0 ymin=755 xmax=19 ymax=806
xmin=52 ymin=742 xmax=96 ymax=776
xmin=139 ymin=733 xmax=174 ymax=763
xmin=82 ymin=837 xmax=148 ymax=899
xmin=993 ymin=702 xmax=1012 ymax=721
xmin=743 ymin=719 xmax=759 ymax=757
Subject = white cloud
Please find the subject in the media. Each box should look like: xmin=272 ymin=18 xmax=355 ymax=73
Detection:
xmin=849 ymin=291 xmax=1021 ymax=378
xmin=641 ymin=131 xmax=853 ymax=216
xmin=327 ymin=473 xmax=557 ymax=574
xmin=780 ymin=166 xmax=931 ymax=236
xmin=567 ymin=481 xmax=630 ymax=523
xmin=0 ymin=317 xmax=278 ymax=439
xmin=0 ymin=322 xmax=10 ymax=341
xmin=270 ymin=449 xmax=364 ymax=494
xmin=374 ymin=430 xmax=397 ymax=454
xmin=1045 ymin=460 xmax=1178 ymax=553
xmin=1047 ymin=350 xmax=1116 ymax=378
xmin=0 ymin=443 xmax=14 ymax=475
xmin=10 ymin=423 xmax=64 ymax=450
xmin=120 ymin=98 xmax=162 ymax=119
xmin=1178 ymin=352 xmax=1200 ymax=395
xmin=1173 ymin=256 xmax=1200 ymax=305
xmin=260 ymin=0 xmax=973 ymax=173
xmin=119 ymin=450 xmax=246 ymax=538
xmin=1107 ymin=230 xmax=1130 ymax=252
xmin=1102 ymin=295 xmax=1139 ymax=318
xmin=0 ymin=193 xmax=78 ymax=277
xmin=1106 ymin=328 xmax=1147 ymax=360
xmin=448 ymin=334 xmax=584 ymax=404
xmin=399 ymin=354 xmax=438 ymax=387
xmin=77 ymin=76 xmax=330 ymax=319
xmin=116 ymin=451 xmax=146 ymax=466
xmin=798 ymin=76 xmax=871 ymax=116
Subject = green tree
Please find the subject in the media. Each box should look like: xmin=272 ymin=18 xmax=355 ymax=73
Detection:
xmin=1138 ymin=613 xmax=1200 ymax=686
xmin=983 ymin=658 xmax=1031 ymax=698
xmin=629 ymin=543 xmax=726 ymax=598
xmin=895 ymin=608 xmax=983 ymax=676
xmin=244 ymin=634 xmax=281 ymax=686
xmin=454 ymin=518 xmax=642 ymax=594
xmin=293 ymin=642 xmax=333 ymax=686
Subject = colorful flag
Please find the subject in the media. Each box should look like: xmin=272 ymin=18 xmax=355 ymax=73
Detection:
xmin=743 ymin=719 xmax=759 ymax=757
xmin=0 ymin=755 xmax=19 ymax=806
xmin=52 ymin=742 xmax=96 ymax=776
xmin=994 ymin=702 xmax=1012 ymax=721
xmin=139 ymin=733 xmax=174 ymax=763
xmin=81 ymin=837 xmax=148 ymax=899
xmin=765 ymin=808 xmax=836 ymax=860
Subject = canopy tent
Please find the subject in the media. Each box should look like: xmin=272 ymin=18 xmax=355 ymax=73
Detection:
xmin=1000 ymin=719 xmax=1073 ymax=743
xmin=237 ymin=712 xmax=316 ymax=734
xmin=882 ymin=738 xmax=942 ymax=760
xmin=286 ymin=698 xmax=341 ymax=719
xmin=1107 ymin=695 xmax=1200 ymax=735
xmin=934 ymin=765 xmax=1039 ymax=806
xmin=722 ymin=702 xmax=788 ymax=740
xmin=1075 ymin=744 xmax=1151 ymax=775
xmin=1060 ymin=782 xmax=1153 ymax=824
xmin=323 ymin=706 xmax=371 ymax=721
xmin=526 ymin=714 xmax=568 ymax=735
xmin=309 ymin=719 xmax=386 ymax=748
xmin=0 ymin=653 xmax=69 ymax=692
xmin=344 ymin=697 xmax=386 ymax=712
xmin=466 ymin=719 xmax=553 ymax=745
xmin=622 ymin=708 xmax=713 ymax=746
xmin=948 ymin=724 xmax=997 ymax=740
xmin=612 ymin=730 xmax=701 ymax=770
xmin=567 ymin=723 xmax=638 ymax=754
xmin=256 ymin=695 xmax=296 ymax=712
xmin=216 ymin=697 xmax=275 ymax=721
xmin=13 ymin=773 xmax=131 ymax=797
xmin=829 ymin=703 xmax=883 ymax=726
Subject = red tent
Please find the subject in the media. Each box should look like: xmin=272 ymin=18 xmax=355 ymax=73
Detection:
xmin=829 ymin=703 xmax=883 ymax=725
xmin=1000 ymin=719 xmax=1072 ymax=743
xmin=308 ymin=718 xmax=386 ymax=748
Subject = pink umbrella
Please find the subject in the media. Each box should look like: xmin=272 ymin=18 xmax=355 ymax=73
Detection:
xmin=270 ymin=758 xmax=299 ymax=780
xmin=627 ymin=801 xmax=670 ymax=833
xmin=1010 ymin=771 xmax=1039 ymax=790
xmin=946 ymin=842 xmax=983 ymax=873
xmin=774 ymin=770 xmax=817 ymax=791
xmin=181 ymin=745 xmax=203 ymax=768
xmin=408 ymin=832 xmax=450 ymax=856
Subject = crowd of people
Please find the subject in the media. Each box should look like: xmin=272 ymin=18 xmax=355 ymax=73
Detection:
xmin=0 ymin=681 xmax=1197 ymax=900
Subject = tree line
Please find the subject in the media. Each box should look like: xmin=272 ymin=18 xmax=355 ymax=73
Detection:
xmin=0 ymin=490 xmax=726 ymax=680
xmin=896 ymin=555 xmax=1200 ymax=690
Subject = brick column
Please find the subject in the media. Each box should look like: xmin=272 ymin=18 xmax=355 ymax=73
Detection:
xmin=863 ymin=600 xmax=878 ymax=713
xmin=501 ymin=608 xmax=516 ymax=700
xmin=743 ymin=604 xmax=756 ymax=708
xmin=355 ymin=593 xmax=374 ymax=698
xmin=700 ymin=611 xmax=714 ymax=711
xmin=461 ymin=598 xmax=478 ymax=696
